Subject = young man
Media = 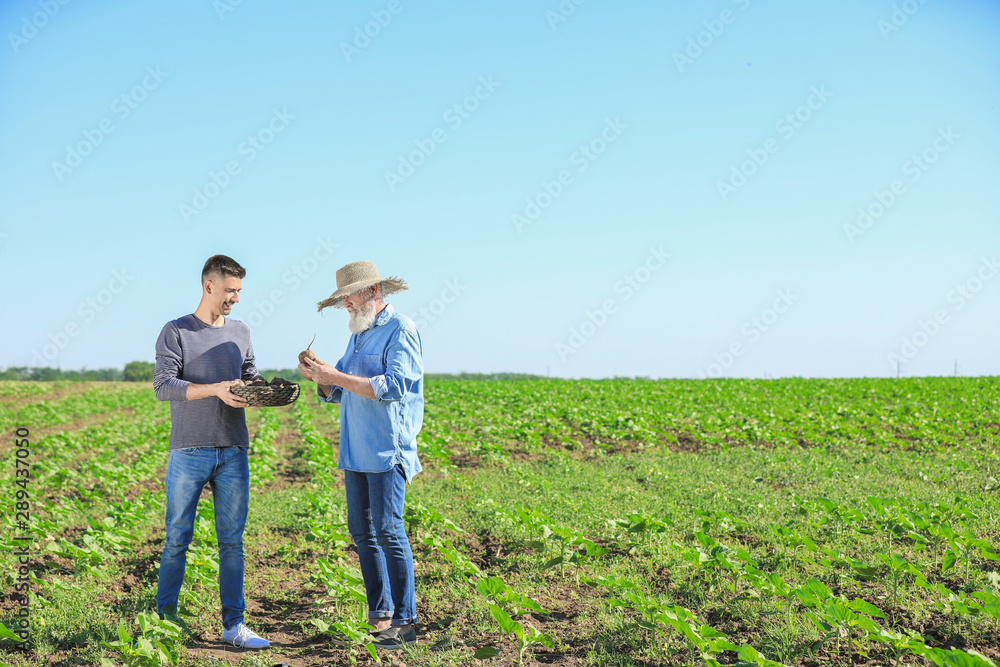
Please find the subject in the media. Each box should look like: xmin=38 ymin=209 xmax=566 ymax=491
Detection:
xmin=152 ymin=254 xmax=270 ymax=649
xmin=298 ymin=260 xmax=423 ymax=650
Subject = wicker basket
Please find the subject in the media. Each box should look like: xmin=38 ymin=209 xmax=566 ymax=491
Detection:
xmin=230 ymin=383 xmax=301 ymax=407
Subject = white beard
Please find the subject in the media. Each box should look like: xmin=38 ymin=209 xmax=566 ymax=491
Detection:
xmin=348 ymin=300 xmax=378 ymax=334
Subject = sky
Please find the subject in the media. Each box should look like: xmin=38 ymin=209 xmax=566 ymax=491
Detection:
xmin=1 ymin=0 xmax=998 ymax=379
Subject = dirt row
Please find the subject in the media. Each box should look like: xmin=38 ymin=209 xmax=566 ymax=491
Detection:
xmin=18 ymin=400 xmax=994 ymax=667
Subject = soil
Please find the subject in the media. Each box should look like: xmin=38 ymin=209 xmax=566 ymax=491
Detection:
xmin=11 ymin=399 xmax=1000 ymax=667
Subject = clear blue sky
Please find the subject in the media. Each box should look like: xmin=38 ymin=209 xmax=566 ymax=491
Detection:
xmin=2 ymin=0 xmax=998 ymax=379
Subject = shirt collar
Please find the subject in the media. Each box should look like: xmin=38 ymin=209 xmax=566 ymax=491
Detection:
xmin=374 ymin=302 xmax=394 ymax=327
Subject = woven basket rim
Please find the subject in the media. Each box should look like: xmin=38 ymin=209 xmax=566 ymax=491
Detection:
xmin=231 ymin=384 xmax=300 ymax=394
xmin=231 ymin=383 xmax=300 ymax=407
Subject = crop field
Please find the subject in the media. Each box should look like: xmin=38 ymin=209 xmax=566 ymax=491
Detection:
xmin=2 ymin=377 xmax=999 ymax=667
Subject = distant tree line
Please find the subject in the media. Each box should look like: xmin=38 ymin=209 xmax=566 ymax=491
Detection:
xmin=424 ymin=372 xmax=546 ymax=381
xmin=0 ymin=365 xmax=543 ymax=383
xmin=0 ymin=367 xmax=125 ymax=381
xmin=0 ymin=363 xmax=308 ymax=384
xmin=0 ymin=361 xmax=157 ymax=382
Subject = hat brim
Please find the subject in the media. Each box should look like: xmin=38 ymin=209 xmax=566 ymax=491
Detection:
xmin=316 ymin=276 xmax=409 ymax=311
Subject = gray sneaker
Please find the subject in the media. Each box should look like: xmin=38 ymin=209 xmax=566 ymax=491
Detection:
xmin=371 ymin=625 xmax=416 ymax=650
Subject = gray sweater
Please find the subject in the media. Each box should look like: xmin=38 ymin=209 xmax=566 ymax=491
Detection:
xmin=153 ymin=314 xmax=259 ymax=450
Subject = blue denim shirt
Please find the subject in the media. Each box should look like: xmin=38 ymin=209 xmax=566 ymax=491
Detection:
xmin=319 ymin=303 xmax=424 ymax=482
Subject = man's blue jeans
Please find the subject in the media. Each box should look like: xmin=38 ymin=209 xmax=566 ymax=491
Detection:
xmin=157 ymin=445 xmax=249 ymax=630
xmin=345 ymin=465 xmax=416 ymax=626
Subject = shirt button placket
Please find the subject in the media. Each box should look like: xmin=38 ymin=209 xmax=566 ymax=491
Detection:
xmin=354 ymin=332 xmax=362 ymax=370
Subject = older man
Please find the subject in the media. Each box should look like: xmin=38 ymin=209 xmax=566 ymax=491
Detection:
xmin=298 ymin=260 xmax=423 ymax=649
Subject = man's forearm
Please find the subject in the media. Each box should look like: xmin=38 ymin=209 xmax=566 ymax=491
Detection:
xmin=331 ymin=370 xmax=376 ymax=400
xmin=185 ymin=381 xmax=230 ymax=400
xmin=183 ymin=380 xmax=250 ymax=408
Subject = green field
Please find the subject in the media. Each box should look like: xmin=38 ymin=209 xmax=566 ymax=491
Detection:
xmin=1 ymin=377 xmax=999 ymax=666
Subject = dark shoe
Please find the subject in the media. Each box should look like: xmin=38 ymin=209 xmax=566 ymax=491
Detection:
xmin=371 ymin=625 xmax=417 ymax=650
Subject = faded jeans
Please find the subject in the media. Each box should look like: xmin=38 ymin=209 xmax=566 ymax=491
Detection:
xmin=344 ymin=465 xmax=416 ymax=626
xmin=157 ymin=445 xmax=249 ymax=630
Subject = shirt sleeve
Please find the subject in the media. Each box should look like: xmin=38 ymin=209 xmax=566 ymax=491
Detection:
xmin=371 ymin=325 xmax=422 ymax=402
xmin=319 ymin=384 xmax=343 ymax=404
xmin=153 ymin=322 xmax=190 ymax=401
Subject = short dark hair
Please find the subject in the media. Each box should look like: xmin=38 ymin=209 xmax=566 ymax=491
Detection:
xmin=202 ymin=255 xmax=246 ymax=282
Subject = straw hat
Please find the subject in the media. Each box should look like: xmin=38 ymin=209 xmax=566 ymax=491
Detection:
xmin=316 ymin=261 xmax=408 ymax=311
